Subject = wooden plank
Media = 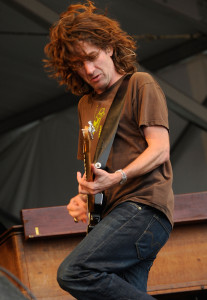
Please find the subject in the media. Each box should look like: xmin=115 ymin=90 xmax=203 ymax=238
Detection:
xmin=174 ymin=191 xmax=207 ymax=224
xmin=21 ymin=206 xmax=87 ymax=240
xmin=0 ymin=226 xmax=29 ymax=287
xmin=23 ymin=234 xmax=82 ymax=299
xmin=0 ymin=226 xmax=30 ymax=297
xmin=21 ymin=191 xmax=207 ymax=240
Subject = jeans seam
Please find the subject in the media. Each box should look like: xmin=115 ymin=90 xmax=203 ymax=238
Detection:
xmin=153 ymin=214 xmax=171 ymax=235
xmin=135 ymin=214 xmax=170 ymax=260
xmin=136 ymin=215 xmax=155 ymax=244
xmin=135 ymin=215 xmax=156 ymax=261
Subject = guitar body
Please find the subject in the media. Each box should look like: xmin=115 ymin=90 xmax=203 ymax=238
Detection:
xmin=82 ymin=126 xmax=104 ymax=233
xmin=87 ymin=193 xmax=103 ymax=233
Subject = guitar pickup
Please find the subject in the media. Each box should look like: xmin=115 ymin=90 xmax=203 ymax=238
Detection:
xmin=95 ymin=193 xmax=104 ymax=206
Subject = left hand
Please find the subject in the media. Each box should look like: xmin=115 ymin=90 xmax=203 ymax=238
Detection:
xmin=67 ymin=193 xmax=88 ymax=223
xmin=77 ymin=164 xmax=120 ymax=195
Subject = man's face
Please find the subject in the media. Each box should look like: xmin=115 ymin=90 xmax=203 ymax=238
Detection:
xmin=71 ymin=41 xmax=121 ymax=94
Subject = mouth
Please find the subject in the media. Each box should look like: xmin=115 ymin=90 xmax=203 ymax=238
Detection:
xmin=91 ymin=74 xmax=101 ymax=83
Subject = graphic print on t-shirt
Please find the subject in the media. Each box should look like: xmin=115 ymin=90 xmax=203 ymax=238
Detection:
xmin=93 ymin=107 xmax=105 ymax=138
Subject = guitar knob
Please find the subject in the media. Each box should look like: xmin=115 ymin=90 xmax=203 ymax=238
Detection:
xmin=94 ymin=162 xmax=101 ymax=169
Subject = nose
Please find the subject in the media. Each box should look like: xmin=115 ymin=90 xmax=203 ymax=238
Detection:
xmin=83 ymin=61 xmax=95 ymax=75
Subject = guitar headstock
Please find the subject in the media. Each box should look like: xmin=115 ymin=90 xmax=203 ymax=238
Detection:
xmin=82 ymin=121 xmax=95 ymax=141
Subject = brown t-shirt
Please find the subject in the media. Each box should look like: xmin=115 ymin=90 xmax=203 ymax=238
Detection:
xmin=77 ymin=72 xmax=174 ymax=225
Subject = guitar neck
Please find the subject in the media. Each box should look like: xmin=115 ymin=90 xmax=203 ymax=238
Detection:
xmin=82 ymin=128 xmax=95 ymax=213
xmin=84 ymin=152 xmax=93 ymax=182
xmin=82 ymin=125 xmax=103 ymax=232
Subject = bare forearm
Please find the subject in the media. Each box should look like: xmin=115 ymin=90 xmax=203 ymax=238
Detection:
xmin=123 ymin=144 xmax=169 ymax=180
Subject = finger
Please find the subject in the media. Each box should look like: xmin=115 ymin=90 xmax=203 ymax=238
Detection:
xmin=80 ymin=212 xmax=88 ymax=223
xmin=81 ymin=216 xmax=88 ymax=224
xmin=69 ymin=208 xmax=85 ymax=218
xmin=78 ymin=184 xmax=87 ymax=194
xmin=80 ymin=194 xmax=88 ymax=203
xmin=91 ymin=164 xmax=105 ymax=178
xmin=71 ymin=210 xmax=88 ymax=222
xmin=77 ymin=171 xmax=82 ymax=182
xmin=77 ymin=174 xmax=87 ymax=188
xmin=67 ymin=201 xmax=83 ymax=215
xmin=78 ymin=179 xmax=93 ymax=193
xmin=91 ymin=163 xmax=98 ymax=174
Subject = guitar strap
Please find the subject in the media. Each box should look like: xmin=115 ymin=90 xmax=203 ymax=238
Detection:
xmin=93 ymin=73 xmax=132 ymax=169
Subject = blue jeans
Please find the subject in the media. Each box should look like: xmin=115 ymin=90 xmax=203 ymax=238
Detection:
xmin=57 ymin=201 xmax=172 ymax=300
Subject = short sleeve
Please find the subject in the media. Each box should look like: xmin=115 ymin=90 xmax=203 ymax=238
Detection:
xmin=138 ymin=81 xmax=169 ymax=130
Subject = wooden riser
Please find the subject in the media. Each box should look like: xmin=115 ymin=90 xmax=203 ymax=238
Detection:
xmin=0 ymin=222 xmax=207 ymax=299
xmin=148 ymin=222 xmax=207 ymax=295
xmin=0 ymin=191 xmax=207 ymax=299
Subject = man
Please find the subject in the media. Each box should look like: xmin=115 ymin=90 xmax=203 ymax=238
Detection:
xmin=44 ymin=1 xmax=174 ymax=299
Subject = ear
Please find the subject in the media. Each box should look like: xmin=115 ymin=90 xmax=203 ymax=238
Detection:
xmin=106 ymin=46 xmax=113 ymax=56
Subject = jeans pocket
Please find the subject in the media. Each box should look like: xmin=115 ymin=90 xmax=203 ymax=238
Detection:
xmin=127 ymin=201 xmax=144 ymax=212
xmin=135 ymin=215 xmax=170 ymax=261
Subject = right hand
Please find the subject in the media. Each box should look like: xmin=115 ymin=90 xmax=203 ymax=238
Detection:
xmin=67 ymin=194 xmax=88 ymax=223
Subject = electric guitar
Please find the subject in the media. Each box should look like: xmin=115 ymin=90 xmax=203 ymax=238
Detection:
xmin=82 ymin=123 xmax=104 ymax=233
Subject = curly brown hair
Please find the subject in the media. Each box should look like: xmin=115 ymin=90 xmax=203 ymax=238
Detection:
xmin=44 ymin=1 xmax=137 ymax=96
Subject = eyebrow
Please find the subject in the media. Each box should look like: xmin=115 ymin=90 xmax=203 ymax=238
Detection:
xmin=71 ymin=50 xmax=99 ymax=62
